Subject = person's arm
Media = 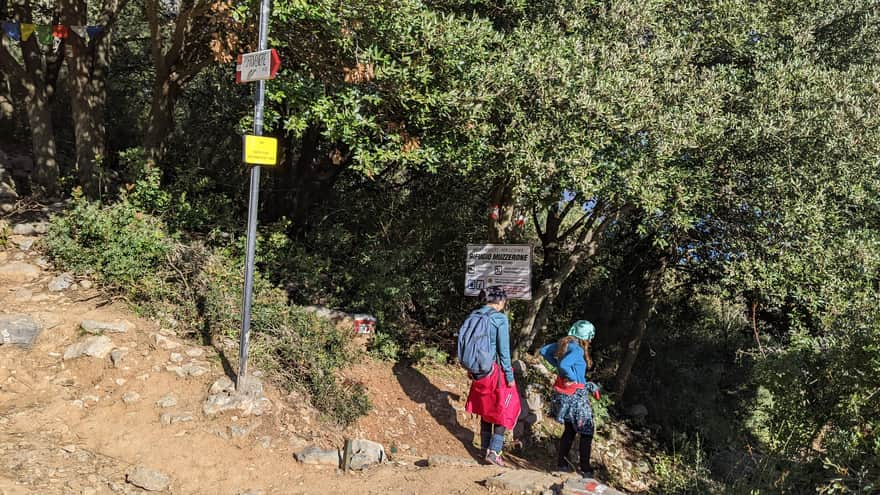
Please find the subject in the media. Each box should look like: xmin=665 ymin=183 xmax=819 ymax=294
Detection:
xmin=495 ymin=315 xmax=514 ymax=385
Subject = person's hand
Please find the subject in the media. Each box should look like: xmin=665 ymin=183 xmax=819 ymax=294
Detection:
xmin=506 ymin=377 xmax=516 ymax=387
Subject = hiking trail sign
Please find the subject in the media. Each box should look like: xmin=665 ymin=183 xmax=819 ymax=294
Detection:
xmin=465 ymin=244 xmax=532 ymax=300
xmin=235 ymin=48 xmax=281 ymax=83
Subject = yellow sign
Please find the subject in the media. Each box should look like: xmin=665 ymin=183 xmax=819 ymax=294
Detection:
xmin=242 ymin=135 xmax=278 ymax=165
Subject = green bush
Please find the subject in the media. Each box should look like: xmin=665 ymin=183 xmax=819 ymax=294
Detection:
xmin=45 ymin=193 xmax=172 ymax=297
xmin=408 ymin=343 xmax=449 ymax=366
xmin=370 ymin=331 xmax=401 ymax=361
xmin=46 ymin=198 xmax=370 ymax=426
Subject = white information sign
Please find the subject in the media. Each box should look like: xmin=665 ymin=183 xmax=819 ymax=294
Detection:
xmin=235 ymin=49 xmax=280 ymax=83
xmin=465 ymin=244 xmax=532 ymax=300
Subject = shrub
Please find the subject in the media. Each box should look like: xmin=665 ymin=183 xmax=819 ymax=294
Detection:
xmin=45 ymin=193 xmax=172 ymax=297
xmin=370 ymin=331 xmax=401 ymax=361
xmin=46 ymin=199 xmax=370 ymax=426
xmin=408 ymin=343 xmax=449 ymax=366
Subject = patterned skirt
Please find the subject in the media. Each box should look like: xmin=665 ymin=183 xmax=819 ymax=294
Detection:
xmin=550 ymin=387 xmax=594 ymax=436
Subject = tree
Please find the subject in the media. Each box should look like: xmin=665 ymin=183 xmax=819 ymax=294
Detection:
xmin=143 ymin=0 xmax=243 ymax=159
xmin=0 ymin=0 xmax=62 ymax=196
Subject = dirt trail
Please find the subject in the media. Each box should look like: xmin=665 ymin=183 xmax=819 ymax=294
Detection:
xmin=0 ymin=235 xmax=544 ymax=495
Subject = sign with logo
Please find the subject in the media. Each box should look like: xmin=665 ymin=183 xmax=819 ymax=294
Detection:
xmin=465 ymin=244 xmax=532 ymax=300
xmin=242 ymin=135 xmax=278 ymax=165
xmin=235 ymin=48 xmax=281 ymax=83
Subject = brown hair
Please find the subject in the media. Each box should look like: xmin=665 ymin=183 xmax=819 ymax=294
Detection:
xmin=554 ymin=336 xmax=593 ymax=369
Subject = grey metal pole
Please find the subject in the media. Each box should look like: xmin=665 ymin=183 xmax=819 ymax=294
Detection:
xmin=237 ymin=0 xmax=272 ymax=391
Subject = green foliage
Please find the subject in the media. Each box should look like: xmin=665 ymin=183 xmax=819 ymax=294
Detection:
xmin=45 ymin=193 xmax=172 ymax=296
xmin=650 ymin=434 xmax=717 ymax=495
xmin=370 ymin=332 xmax=401 ymax=361
xmin=45 ymin=198 xmax=370 ymax=426
xmin=408 ymin=343 xmax=449 ymax=366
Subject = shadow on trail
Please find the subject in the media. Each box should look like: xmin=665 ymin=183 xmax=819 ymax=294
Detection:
xmin=392 ymin=361 xmax=484 ymax=461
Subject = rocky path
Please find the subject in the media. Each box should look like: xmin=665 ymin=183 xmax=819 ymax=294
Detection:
xmin=0 ymin=219 xmax=627 ymax=495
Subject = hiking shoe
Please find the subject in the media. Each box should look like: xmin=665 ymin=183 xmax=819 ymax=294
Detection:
xmin=485 ymin=449 xmax=506 ymax=467
xmin=555 ymin=463 xmax=574 ymax=473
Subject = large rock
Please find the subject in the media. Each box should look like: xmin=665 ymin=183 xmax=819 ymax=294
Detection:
xmin=48 ymin=272 xmax=74 ymax=292
xmin=81 ymin=319 xmax=133 ymax=334
xmin=561 ymin=477 xmax=627 ymax=495
xmin=126 ymin=465 xmax=171 ymax=491
xmin=0 ymin=314 xmax=42 ymax=346
xmin=203 ymin=376 xmax=270 ymax=417
xmin=347 ymin=438 xmax=386 ymax=470
xmin=426 ymin=455 xmax=479 ymax=467
xmin=11 ymin=222 xmax=48 ymax=236
xmin=294 ymin=446 xmax=340 ymax=466
xmin=485 ymin=470 xmax=558 ymax=494
xmin=63 ymin=335 xmax=115 ymax=360
xmin=0 ymin=262 xmax=40 ymax=281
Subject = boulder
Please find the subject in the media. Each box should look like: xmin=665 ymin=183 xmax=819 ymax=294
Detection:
xmin=561 ymin=477 xmax=627 ymax=495
xmin=485 ymin=470 xmax=559 ymax=494
xmin=347 ymin=438 xmax=386 ymax=470
xmin=12 ymin=222 xmax=48 ymax=236
xmin=48 ymin=272 xmax=74 ymax=292
xmin=160 ymin=412 xmax=194 ymax=425
xmin=0 ymin=314 xmax=42 ymax=346
xmin=426 ymin=455 xmax=479 ymax=467
xmin=80 ymin=319 xmax=133 ymax=334
xmin=63 ymin=335 xmax=114 ymax=360
xmin=126 ymin=465 xmax=171 ymax=491
xmin=294 ymin=446 xmax=340 ymax=466
xmin=156 ymin=394 xmax=178 ymax=408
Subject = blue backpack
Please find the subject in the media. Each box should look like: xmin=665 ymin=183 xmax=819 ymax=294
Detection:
xmin=457 ymin=308 xmax=497 ymax=378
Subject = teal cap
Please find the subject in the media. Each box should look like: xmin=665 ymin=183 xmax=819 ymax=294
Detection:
xmin=568 ymin=320 xmax=595 ymax=341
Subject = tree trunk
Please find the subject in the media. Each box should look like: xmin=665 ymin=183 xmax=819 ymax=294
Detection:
xmin=144 ymin=75 xmax=178 ymax=161
xmin=612 ymin=260 xmax=667 ymax=398
xmin=487 ymin=180 xmax=514 ymax=243
xmin=23 ymin=83 xmax=59 ymax=197
xmin=63 ymin=0 xmax=111 ymax=197
xmin=516 ymin=237 xmax=600 ymax=354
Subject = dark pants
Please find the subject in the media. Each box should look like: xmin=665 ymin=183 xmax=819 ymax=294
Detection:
xmin=558 ymin=421 xmax=593 ymax=472
xmin=480 ymin=419 xmax=506 ymax=453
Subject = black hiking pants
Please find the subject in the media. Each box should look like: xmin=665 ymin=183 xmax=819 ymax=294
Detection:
xmin=558 ymin=421 xmax=593 ymax=473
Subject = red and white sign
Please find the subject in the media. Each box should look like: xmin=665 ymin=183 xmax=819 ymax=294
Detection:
xmin=235 ymin=48 xmax=281 ymax=83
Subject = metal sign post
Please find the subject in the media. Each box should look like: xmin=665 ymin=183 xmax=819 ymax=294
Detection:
xmin=237 ymin=0 xmax=272 ymax=392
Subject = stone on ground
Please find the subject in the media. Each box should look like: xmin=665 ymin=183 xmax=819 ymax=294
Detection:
xmin=561 ymin=477 xmax=627 ymax=495
xmin=152 ymin=333 xmax=180 ymax=350
xmin=160 ymin=412 xmax=194 ymax=425
xmin=63 ymin=335 xmax=114 ymax=360
xmin=0 ymin=314 xmax=42 ymax=346
xmin=0 ymin=262 xmax=40 ymax=281
xmin=485 ymin=470 xmax=559 ymax=494
xmin=348 ymin=438 xmax=386 ymax=470
xmin=203 ymin=376 xmax=270 ymax=417
xmin=294 ymin=446 xmax=340 ymax=466
xmin=156 ymin=394 xmax=178 ymax=408
xmin=122 ymin=391 xmax=141 ymax=404
xmin=110 ymin=349 xmax=126 ymax=367
xmin=427 ymin=454 xmax=479 ymax=467
xmin=80 ymin=319 xmax=133 ymax=334
xmin=126 ymin=465 xmax=171 ymax=491
xmin=48 ymin=272 xmax=74 ymax=292
xmin=11 ymin=222 xmax=48 ymax=236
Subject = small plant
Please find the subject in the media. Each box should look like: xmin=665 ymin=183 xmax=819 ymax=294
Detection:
xmin=0 ymin=220 xmax=9 ymax=248
xmin=370 ymin=331 xmax=401 ymax=361
xmin=45 ymin=192 xmax=172 ymax=298
xmin=408 ymin=343 xmax=449 ymax=366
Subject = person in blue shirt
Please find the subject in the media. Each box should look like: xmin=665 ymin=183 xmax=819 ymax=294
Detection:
xmin=540 ymin=320 xmax=600 ymax=477
xmin=464 ymin=286 xmax=518 ymax=467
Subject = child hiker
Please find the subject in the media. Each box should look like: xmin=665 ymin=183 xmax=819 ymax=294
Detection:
xmin=460 ymin=286 xmax=520 ymax=467
xmin=540 ymin=320 xmax=600 ymax=477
